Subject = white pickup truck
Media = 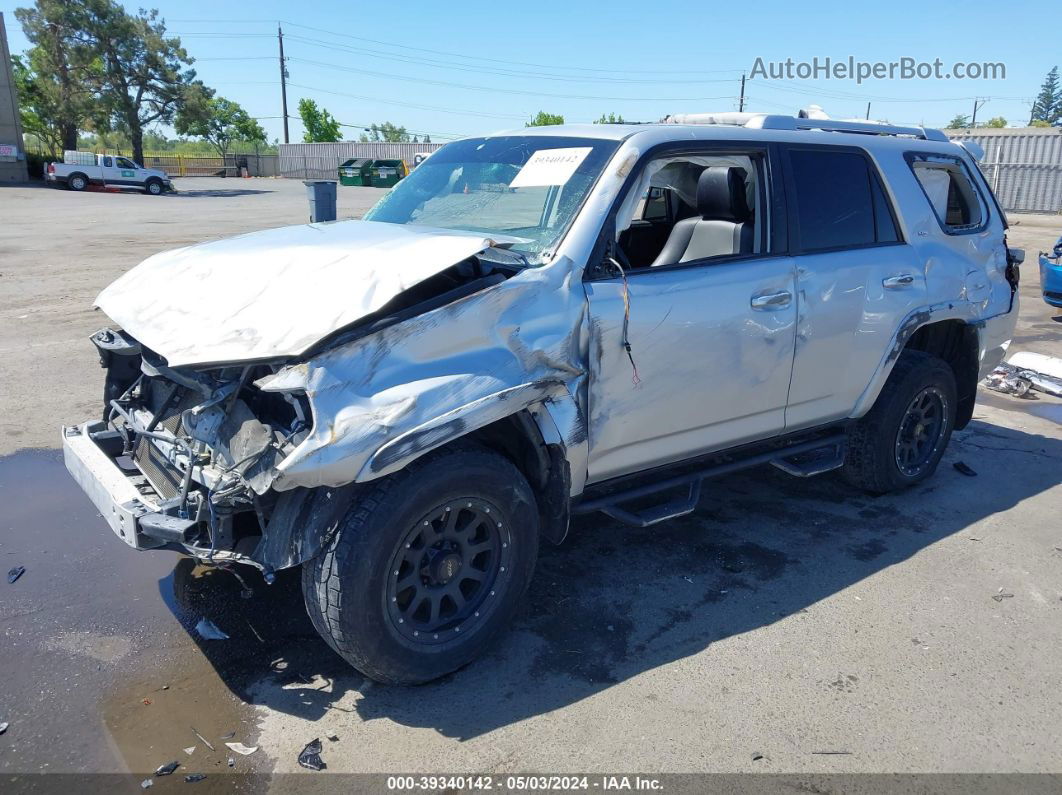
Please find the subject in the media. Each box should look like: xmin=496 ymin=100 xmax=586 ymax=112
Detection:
xmin=46 ymin=153 xmax=174 ymax=195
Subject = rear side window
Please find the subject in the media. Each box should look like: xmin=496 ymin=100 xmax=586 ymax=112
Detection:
xmin=787 ymin=149 xmax=899 ymax=252
xmin=908 ymin=154 xmax=985 ymax=232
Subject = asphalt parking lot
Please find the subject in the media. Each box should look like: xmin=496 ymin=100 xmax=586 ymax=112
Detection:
xmin=1 ymin=177 xmax=1060 ymax=784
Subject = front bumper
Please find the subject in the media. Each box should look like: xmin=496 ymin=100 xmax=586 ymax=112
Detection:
xmin=1039 ymin=254 xmax=1062 ymax=308
xmin=62 ymin=420 xmax=162 ymax=550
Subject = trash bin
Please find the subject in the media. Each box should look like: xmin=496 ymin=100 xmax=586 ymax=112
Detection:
xmin=304 ymin=180 xmax=338 ymax=223
xmin=370 ymin=159 xmax=407 ymax=188
xmin=337 ymin=158 xmax=373 ymax=187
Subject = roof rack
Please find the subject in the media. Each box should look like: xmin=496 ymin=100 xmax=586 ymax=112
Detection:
xmin=662 ymin=112 xmax=948 ymax=142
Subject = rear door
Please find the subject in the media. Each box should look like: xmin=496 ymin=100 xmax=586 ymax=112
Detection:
xmin=781 ymin=145 xmax=927 ymax=430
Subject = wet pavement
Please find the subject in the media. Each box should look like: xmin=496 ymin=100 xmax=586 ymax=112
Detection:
xmin=0 ymin=449 xmax=330 ymax=790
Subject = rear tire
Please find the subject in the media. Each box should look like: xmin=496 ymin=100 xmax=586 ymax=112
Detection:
xmin=68 ymin=173 xmax=88 ymax=191
xmin=302 ymin=446 xmax=539 ymax=684
xmin=842 ymin=350 xmax=957 ymax=494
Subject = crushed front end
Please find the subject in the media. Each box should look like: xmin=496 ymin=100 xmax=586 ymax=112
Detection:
xmin=62 ymin=327 xmax=312 ymax=575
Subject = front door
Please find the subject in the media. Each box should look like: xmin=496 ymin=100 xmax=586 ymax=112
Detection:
xmin=583 ymin=147 xmax=796 ymax=484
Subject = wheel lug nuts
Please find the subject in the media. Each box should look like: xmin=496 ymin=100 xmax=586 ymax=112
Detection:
xmin=433 ymin=634 xmax=438 ymax=639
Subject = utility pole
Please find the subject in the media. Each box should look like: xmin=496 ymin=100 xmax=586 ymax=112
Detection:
xmin=738 ymin=73 xmax=746 ymax=112
xmin=971 ymin=97 xmax=987 ymax=129
xmin=865 ymin=102 xmax=871 ymax=120
xmin=278 ymin=25 xmax=289 ymax=144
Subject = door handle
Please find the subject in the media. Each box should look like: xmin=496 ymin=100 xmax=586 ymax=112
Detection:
xmin=883 ymin=274 xmax=916 ymax=289
xmin=750 ymin=290 xmax=792 ymax=310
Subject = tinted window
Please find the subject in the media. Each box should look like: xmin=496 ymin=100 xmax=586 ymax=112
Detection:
xmin=102 ymin=156 xmax=113 ymax=168
xmin=789 ymin=149 xmax=894 ymax=251
xmin=910 ymin=157 xmax=984 ymax=231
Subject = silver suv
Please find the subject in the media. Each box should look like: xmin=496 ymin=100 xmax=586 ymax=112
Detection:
xmin=63 ymin=113 xmax=1021 ymax=683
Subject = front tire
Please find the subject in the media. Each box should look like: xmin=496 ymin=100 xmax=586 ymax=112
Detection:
xmin=842 ymin=350 xmax=957 ymax=494
xmin=302 ymin=446 xmax=539 ymax=684
xmin=145 ymin=178 xmax=163 ymax=195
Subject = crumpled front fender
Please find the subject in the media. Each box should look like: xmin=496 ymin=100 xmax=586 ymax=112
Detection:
xmin=258 ymin=258 xmax=591 ymax=494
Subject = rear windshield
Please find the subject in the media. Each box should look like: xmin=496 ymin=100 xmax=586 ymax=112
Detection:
xmin=364 ymin=136 xmax=619 ymax=264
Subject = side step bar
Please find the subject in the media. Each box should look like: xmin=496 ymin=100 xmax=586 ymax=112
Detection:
xmin=573 ymin=433 xmax=847 ymax=528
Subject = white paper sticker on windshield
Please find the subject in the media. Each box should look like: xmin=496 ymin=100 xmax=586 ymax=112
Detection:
xmin=509 ymin=147 xmax=592 ymax=188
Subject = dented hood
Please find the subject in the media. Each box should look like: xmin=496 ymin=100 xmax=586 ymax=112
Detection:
xmin=95 ymin=220 xmax=508 ymax=368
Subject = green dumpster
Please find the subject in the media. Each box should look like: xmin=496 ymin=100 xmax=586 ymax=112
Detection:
xmin=370 ymin=159 xmax=407 ymax=188
xmin=338 ymin=158 xmax=373 ymax=187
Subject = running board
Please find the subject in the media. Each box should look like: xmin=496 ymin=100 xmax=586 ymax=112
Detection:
xmin=574 ymin=434 xmax=847 ymax=528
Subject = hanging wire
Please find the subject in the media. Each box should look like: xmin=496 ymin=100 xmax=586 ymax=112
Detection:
xmin=608 ymin=257 xmax=641 ymax=386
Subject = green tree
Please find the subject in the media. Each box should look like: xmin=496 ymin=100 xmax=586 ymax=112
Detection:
xmin=594 ymin=112 xmax=625 ymax=124
xmin=945 ymin=114 xmax=971 ymax=129
xmin=14 ymin=0 xmax=100 ymax=152
xmin=1030 ymin=119 xmax=1052 ymax=128
xmin=981 ymin=116 xmax=1007 ymax=128
xmin=526 ymin=111 xmax=564 ymax=127
xmin=175 ymin=87 xmax=266 ymax=158
xmin=298 ymin=98 xmax=342 ymax=142
xmin=1029 ymin=66 xmax=1061 ymax=126
xmin=84 ymin=2 xmax=197 ymax=165
xmin=359 ymin=121 xmax=410 ymax=143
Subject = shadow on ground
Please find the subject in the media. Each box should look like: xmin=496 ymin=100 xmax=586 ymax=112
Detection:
xmin=163 ymin=418 xmax=1061 ymax=740
xmin=166 ymin=188 xmax=274 ymax=198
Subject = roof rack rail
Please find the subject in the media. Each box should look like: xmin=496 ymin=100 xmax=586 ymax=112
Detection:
xmin=662 ymin=112 xmax=948 ymax=142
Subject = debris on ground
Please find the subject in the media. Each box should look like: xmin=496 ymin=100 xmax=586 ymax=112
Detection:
xmin=984 ymin=354 xmax=1062 ymax=398
xmin=183 ymin=746 xmax=196 ymax=755
xmin=227 ymin=757 xmax=235 ymax=768
xmin=142 ymin=699 xmax=152 ymax=706
xmin=983 ymin=366 xmax=1033 ymax=398
xmin=184 ymin=773 xmax=206 ymax=783
xmin=992 ymin=588 xmax=1014 ymax=602
xmin=140 ymin=780 xmax=153 ymax=789
xmin=7 ymin=566 xmax=25 ymax=584
xmin=191 ymin=728 xmax=215 ymax=751
xmin=155 ymin=760 xmax=180 ymax=776
xmin=953 ymin=461 xmax=978 ymax=477
xmin=225 ymin=742 xmax=258 ymax=755
xmin=297 ymin=738 xmax=326 ymax=771
xmin=327 ymin=734 xmax=339 ymax=742
xmin=246 ymin=620 xmax=266 ymax=644
xmin=811 ymin=751 xmax=852 ymax=755
xmin=682 ymin=576 xmax=693 ymax=583
xmin=0 ymin=722 xmax=8 ymax=735
xmin=194 ymin=618 xmax=229 ymax=641
xmin=221 ymin=731 xmax=236 ymax=740
xmin=752 ymin=752 xmax=764 ymax=761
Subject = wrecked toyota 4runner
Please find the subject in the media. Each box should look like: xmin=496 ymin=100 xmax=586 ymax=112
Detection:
xmin=64 ymin=114 xmax=1021 ymax=683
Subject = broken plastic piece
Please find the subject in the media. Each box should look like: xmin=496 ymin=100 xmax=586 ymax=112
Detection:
xmin=327 ymin=734 xmax=339 ymax=742
xmin=183 ymin=746 xmax=196 ymax=755
xmin=225 ymin=742 xmax=258 ymax=756
xmin=992 ymin=588 xmax=1014 ymax=602
xmin=155 ymin=760 xmax=180 ymax=776
xmin=194 ymin=618 xmax=229 ymax=641
xmin=227 ymin=757 xmax=236 ymax=768
xmin=184 ymin=773 xmax=206 ymax=783
xmin=0 ymin=722 xmax=8 ymax=735
xmin=191 ymin=727 xmax=215 ymax=751
xmin=221 ymin=731 xmax=236 ymax=740
xmin=7 ymin=566 xmax=25 ymax=584
xmin=953 ymin=461 xmax=977 ymax=477
xmin=297 ymin=738 xmax=326 ymax=771
xmin=141 ymin=780 xmax=153 ymax=789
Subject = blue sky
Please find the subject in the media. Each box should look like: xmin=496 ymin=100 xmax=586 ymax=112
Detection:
xmin=2 ymin=0 xmax=1056 ymax=143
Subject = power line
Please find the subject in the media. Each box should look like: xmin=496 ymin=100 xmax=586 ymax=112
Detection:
xmin=285 ymin=56 xmax=740 ymax=102
xmin=170 ymin=18 xmax=746 ymax=76
xmin=284 ymin=81 xmax=529 ymax=122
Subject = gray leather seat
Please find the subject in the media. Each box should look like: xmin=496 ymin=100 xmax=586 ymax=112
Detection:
xmin=650 ymin=166 xmax=753 ymax=266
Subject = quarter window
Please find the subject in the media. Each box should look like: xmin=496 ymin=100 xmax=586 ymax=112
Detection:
xmin=909 ymin=156 xmax=984 ymax=232
xmin=788 ymin=149 xmax=898 ymax=251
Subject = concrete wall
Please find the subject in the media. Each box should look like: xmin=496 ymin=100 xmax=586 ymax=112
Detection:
xmin=0 ymin=12 xmax=29 ymax=184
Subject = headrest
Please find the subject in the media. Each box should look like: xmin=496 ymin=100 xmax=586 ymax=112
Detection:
xmin=696 ymin=166 xmax=750 ymax=222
